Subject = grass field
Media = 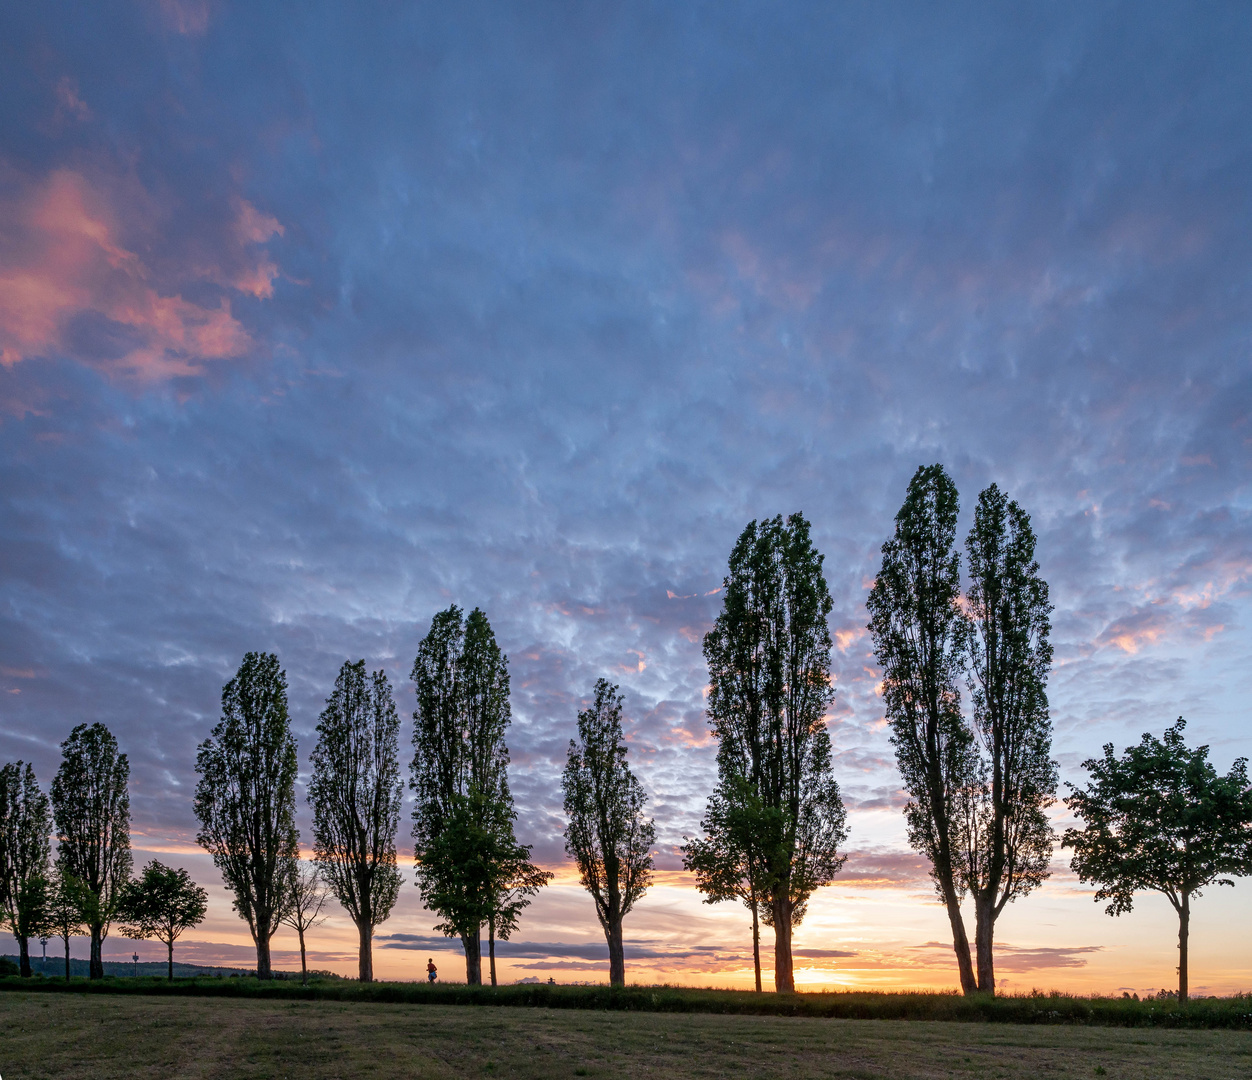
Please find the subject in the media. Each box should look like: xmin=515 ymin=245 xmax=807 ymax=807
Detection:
xmin=1 ymin=991 xmax=1250 ymax=1080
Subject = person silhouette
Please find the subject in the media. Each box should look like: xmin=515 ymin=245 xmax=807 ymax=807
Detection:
xmin=426 ymin=958 xmax=438 ymax=983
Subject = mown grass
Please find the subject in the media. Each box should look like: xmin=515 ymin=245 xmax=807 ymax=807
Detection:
xmin=3 ymin=973 xmax=1251 ymax=1028
xmin=2 ymin=990 xmax=1250 ymax=1080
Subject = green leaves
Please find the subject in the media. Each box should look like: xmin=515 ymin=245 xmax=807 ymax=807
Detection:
xmin=1063 ymin=719 xmax=1252 ymax=915
xmin=118 ymin=861 xmax=208 ymax=945
xmin=0 ymin=761 xmax=52 ymax=949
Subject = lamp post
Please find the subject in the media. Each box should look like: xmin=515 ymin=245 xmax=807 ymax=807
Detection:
xmin=133 ymin=951 xmax=139 ymax=975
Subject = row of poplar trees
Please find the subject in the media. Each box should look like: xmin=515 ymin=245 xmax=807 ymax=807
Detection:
xmin=5 ymin=463 xmax=1249 ymax=998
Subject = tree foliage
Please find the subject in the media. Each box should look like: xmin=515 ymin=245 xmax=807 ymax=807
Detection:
xmin=310 ymin=659 xmax=403 ymax=983
xmin=0 ymin=761 xmax=52 ymax=978
xmin=562 ymin=678 xmax=655 ymax=987
xmin=867 ymin=465 xmax=980 ymax=994
xmin=701 ymin=513 xmax=848 ymax=992
xmin=194 ymin=651 xmax=299 ymax=981
xmin=412 ymin=606 xmax=544 ymax=984
xmin=51 ymin=723 xmax=131 ymax=980
xmin=118 ymin=860 xmax=208 ymax=981
xmin=958 ymin=483 xmax=1057 ymax=992
xmin=1063 ymin=719 xmax=1252 ymax=1002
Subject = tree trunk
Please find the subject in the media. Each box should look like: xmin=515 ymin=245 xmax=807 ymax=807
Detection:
xmin=167 ymin=940 xmax=174 ymax=982
xmin=750 ymin=897 xmax=762 ymax=993
xmin=606 ymin=919 xmax=625 ymax=987
xmin=462 ymin=930 xmax=482 ymax=985
xmin=298 ymin=927 xmax=308 ymax=985
xmin=772 ymin=893 xmax=794 ymax=993
xmin=63 ymin=937 xmax=71 ymax=980
xmin=940 ymin=883 xmax=977 ymax=995
xmin=358 ymin=920 xmax=374 ymax=983
xmin=18 ymin=936 xmax=31 ymax=978
xmin=489 ymin=916 xmax=497 ymax=987
xmin=255 ymin=932 xmax=273 ymax=981
xmin=89 ymin=923 xmax=104 ymax=979
xmin=1177 ymin=891 xmax=1190 ymax=1004
xmin=974 ymin=892 xmax=996 ymax=995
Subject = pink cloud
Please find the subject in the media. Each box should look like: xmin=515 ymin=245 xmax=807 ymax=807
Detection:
xmin=0 ymin=169 xmax=278 ymax=379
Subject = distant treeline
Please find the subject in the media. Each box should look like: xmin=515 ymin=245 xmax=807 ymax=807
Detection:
xmin=2 ymin=465 xmax=1250 ymax=1002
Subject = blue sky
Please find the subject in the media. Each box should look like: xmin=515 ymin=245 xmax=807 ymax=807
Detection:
xmin=2 ymin=1 xmax=1250 ymax=990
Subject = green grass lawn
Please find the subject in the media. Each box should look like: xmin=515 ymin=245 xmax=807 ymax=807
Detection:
xmin=1 ymin=991 xmax=1249 ymax=1079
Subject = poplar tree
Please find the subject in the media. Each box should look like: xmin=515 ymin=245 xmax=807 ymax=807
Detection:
xmin=412 ymin=607 xmax=543 ymax=984
xmin=194 ymin=651 xmax=299 ymax=980
xmin=51 ymin=723 xmax=131 ymax=980
xmin=118 ymin=861 xmax=208 ymax=981
xmin=702 ymin=513 xmax=849 ymax=993
xmin=959 ymin=484 xmax=1057 ymax=994
xmin=310 ymin=660 xmax=403 ymax=983
xmin=867 ymin=466 xmax=979 ymax=995
xmin=562 ymin=678 xmax=655 ymax=987
xmin=1063 ymin=719 xmax=1252 ymax=1003
xmin=0 ymin=761 xmax=52 ymax=978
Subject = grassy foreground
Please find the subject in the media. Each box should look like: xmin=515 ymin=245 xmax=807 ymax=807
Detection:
xmin=2 ymin=991 xmax=1250 ymax=1080
xmin=3 ymin=974 xmax=1252 ymax=1028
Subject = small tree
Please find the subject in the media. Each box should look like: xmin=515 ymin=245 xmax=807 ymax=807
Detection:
xmin=310 ymin=660 xmax=403 ymax=983
xmin=194 ymin=651 xmax=300 ymax=980
xmin=1063 ymin=719 xmax=1252 ymax=1003
xmin=682 ymin=779 xmax=769 ymax=992
xmin=0 ymin=761 xmax=52 ymax=977
xmin=484 ymin=801 xmax=552 ymax=986
xmin=51 ymin=724 xmax=131 ymax=980
xmin=562 ymin=679 xmax=655 ymax=987
xmin=118 ymin=861 xmax=208 ymax=981
xmin=45 ymin=870 xmax=87 ymax=980
xmin=280 ymin=860 xmax=330 ymax=985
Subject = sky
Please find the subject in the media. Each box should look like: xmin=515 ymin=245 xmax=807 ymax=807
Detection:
xmin=2 ymin=0 xmax=1251 ymax=994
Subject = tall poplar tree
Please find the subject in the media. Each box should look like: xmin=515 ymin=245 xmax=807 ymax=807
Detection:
xmin=0 ymin=761 xmax=52 ymax=977
xmin=562 ymin=678 xmax=656 ymax=987
xmin=412 ymin=606 xmax=544 ymax=984
xmin=702 ymin=513 xmax=849 ymax=993
xmin=867 ymin=466 xmax=979 ymax=995
xmin=194 ymin=651 xmax=299 ymax=980
xmin=1063 ymin=719 xmax=1252 ymax=1003
xmin=959 ymin=484 xmax=1057 ymax=993
xmin=51 ymin=723 xmax=131 ymax=980
xmin=309 ymin=660 xmax=403 ymax=982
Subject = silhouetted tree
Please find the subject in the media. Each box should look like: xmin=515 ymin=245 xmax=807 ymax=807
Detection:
xmin=703 ymin=513 xmax=849 ymax=993
xmin=682 ymin=779 xmax=769 ymax=992
xmin=562 ymin=679 xmax=655 ymax=987
xmin=309 ymin=660 xmax=402 ymax=983
xmin=280 ymin=860 xmax=330 ymax=985
xmin=867 ymin=466 xmax=979 ymax=995
xmin=45 ymin=869 xmax=86 ymax=980
xmin=194 ymin=651 xmax=299 ymax=980
xmin=412 ymin=607 xmax=543 ymax=985
xmin=958 ymin=484 xmax=1058 ymax=994
xmin=0 ymin=761 xmax=52 ymax=977
xmin=118 ymin=861 xmax=208 ymax=981
xmin=51 ymin=724 xmax=131 ymax=980
xmin=485 ymin=809 xmax=552 ymax=986
xmin=1063 ymin=719 xmax=1252 ymax=1003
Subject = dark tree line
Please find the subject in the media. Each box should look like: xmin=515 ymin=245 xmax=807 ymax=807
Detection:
xmin=4 ymin=476 xmax=1251 ymax=996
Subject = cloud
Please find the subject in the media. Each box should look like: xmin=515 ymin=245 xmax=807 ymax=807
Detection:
xmin=0 ymin=169 xmax=263 ymax=378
